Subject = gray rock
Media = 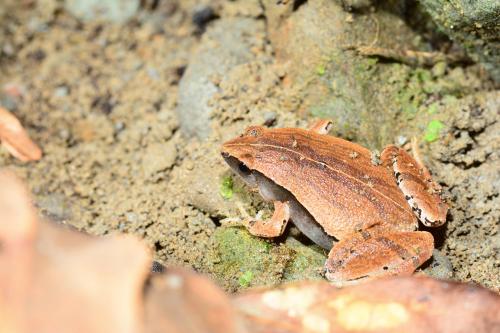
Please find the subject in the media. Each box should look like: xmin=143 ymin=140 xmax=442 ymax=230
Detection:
xmin=175 ymin=18 xmax=264 ymax=139
xmin=37 ymin=194 xmax=74 ymax=222
xmin=422 ymin=249 xmax=454 ymax=280
xmin=419 ymin=0 xmax=500 ymax=83
xmin=65 ymin=0 xmax=140 ymax=23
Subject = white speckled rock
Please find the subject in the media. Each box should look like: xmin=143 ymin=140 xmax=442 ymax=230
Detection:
xmin=65 ymin=0 xmax=139 ymax=23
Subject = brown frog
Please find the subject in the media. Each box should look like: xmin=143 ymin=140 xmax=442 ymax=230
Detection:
xmin=221 ymin=120 xmax=448 ymax=285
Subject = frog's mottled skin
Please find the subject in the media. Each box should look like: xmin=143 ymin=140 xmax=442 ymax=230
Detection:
xmin=221 ymin=120 xmax=448 ymax=285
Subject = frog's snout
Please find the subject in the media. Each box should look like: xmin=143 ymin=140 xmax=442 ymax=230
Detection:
xmin=221 ymin=153 xmax=257 ymax=187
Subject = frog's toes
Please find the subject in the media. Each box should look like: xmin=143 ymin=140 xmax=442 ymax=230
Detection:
xmin=246 ymin=201 xmax=290 ymax=238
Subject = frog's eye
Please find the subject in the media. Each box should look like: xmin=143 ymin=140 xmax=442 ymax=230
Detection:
xmin=244 ymin=126 xmax=263 ymax=137
xmin=238 ymin=162 xmax=251 ymax=175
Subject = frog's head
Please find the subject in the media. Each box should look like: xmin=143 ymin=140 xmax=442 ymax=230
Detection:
xmin=221 ymin=126 xmax=291 ymax=202
xmin=221 ymin=126 xmax=266 ymax=188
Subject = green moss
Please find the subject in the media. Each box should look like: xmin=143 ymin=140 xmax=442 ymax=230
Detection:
xmin=283 ymin=238 xmax=326 ymax=282
xmin=431 ymin=61 xmax=447 ymax=78
xmin=420 ymin=0 xmax=499 ymax=82
xmin=427 ymin=103 xmax=439 ymax=115
xmin=208 ymin=227 xmax=287 ymax=291
xmin=208 ymin=227 xmax=328 ymax=291
xmin=424 ymin=120 xmax=445 ymax=142
xmin=219 ymin=176 xmax=234 ymax=200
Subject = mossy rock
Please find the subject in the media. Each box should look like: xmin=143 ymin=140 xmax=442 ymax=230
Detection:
xmin=208 ymin=227 xmax=327 ymax=291
xmin=419 ymin=0 xmax=499 ymax=83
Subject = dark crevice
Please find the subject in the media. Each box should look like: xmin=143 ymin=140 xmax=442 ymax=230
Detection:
xmin=293 ymin=0 xmax=308 ymax=11
xmin=449 ymin=159 xmax=484 ymax=170
xmin=208 ymin=214 xmax=222 ymax=227
xmin=154 ymin=241 xmax=164 ymax=252
xmin=192 ymin=5 xmax=219 ymax=35
xmin=422 ymin=223 xmax=447 ymax=248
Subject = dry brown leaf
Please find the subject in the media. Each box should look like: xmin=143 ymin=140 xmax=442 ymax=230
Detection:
xmin=0 ymin=170 xmax=38 ymax=333
xmin=234 ymin=277 xmax=500 ymax=333
xmin=0 ymin=107 xmax=42 ymax=161
xmin=0 ymin=170 xmax=151 ymax=333
xmin=145 ymin=268 xmax=248 ymax=333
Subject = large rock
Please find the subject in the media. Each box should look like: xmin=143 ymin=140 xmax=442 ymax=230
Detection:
xmin=176 ymin=18 xmax=264 ymax=139
xmin=419 ymin=0 xmax=499 ymax=83
xmin=262 ymin=0 xmax=428 ymax=147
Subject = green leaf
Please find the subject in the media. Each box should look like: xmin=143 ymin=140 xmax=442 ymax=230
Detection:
xmin=316 ymin=64 xmax=326 ymax=76
xmin=219 ymin=176 xmax=234 ymax=200
xmin=238 ymin=271 xmax=254 ymax=288
xmin=424 ymin=120 xmax=444 ymax=142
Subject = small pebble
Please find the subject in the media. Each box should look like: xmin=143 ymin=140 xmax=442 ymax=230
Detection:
xmin=59 ymin=129 xmax=70 ymax=140
xmin=422 ymin=249 xmax=454 ymax=279
xmin=114 ymin=121 xmax=125 ymax=133
xmin=396 ymin=135 xmax=408 ymax=146
xmin=263 ymin=111 xmax=277 ymax=127
xmin=185 ymin=160 xmax=194 ymax=170
xmin=2 ymin=43 xmax=14 ymax=56
xmin=54 ymin=86 xmax=69 ymax=98
xmin=125 ymin=212 xmax=138 ymax=223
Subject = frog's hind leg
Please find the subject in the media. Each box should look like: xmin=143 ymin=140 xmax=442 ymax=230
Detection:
xmin=324 ymin=227 xmax=434 ymax=286
xmin=246 ymin=201 xmax=290 ymax=238
xmin=309 ymin=119 xmax=333 ymax=134
xmin=381 ymin=144 xmax=448 ymax=227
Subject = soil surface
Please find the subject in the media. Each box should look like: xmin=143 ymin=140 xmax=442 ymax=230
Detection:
xmin=1 ymin=0 xmax=498 ymax=292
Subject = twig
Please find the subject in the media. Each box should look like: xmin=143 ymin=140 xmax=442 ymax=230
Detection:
xmin=345 ymin=45 xmax=470 ymax=67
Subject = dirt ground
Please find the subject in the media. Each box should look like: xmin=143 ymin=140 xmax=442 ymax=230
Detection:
xmin=0 ymin=0 xmax=498 ymax=292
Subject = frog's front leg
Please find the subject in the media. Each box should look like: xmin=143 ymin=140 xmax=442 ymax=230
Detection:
xmin=381 ymin=145 xmax=448 ymax=227
xmin=324 ymin=227 xmax=434 ymax=286
xmin=246 ymin=201 xmax=290 ymax=238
